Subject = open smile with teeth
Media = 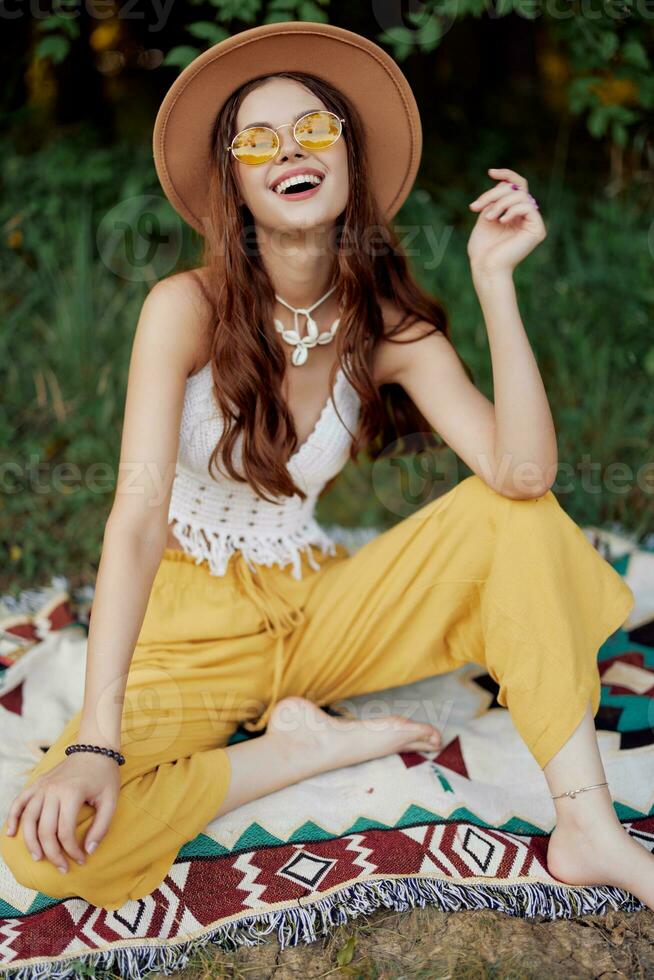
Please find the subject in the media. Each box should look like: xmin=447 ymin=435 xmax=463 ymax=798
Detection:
xmin=271 ymin=173 xmax=325 ymax=196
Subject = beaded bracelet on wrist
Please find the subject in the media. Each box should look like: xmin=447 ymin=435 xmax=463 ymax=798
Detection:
xmin=65 ymin=743 xmax=125 ymax=766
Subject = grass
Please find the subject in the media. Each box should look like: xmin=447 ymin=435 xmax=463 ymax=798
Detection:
xmin=64 ymin=906 xmax=654 ymax=978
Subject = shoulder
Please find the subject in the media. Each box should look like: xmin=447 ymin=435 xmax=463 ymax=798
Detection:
xmin=372 ymin=300 xmax=451 ymax=387
xmin=139 ymin=267 xmax=213 ymax=376
xmin=145 ymin=267 xmax=212 ymax=322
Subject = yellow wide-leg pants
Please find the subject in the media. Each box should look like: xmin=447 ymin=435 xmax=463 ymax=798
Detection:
xmin=0 ymin=475 xmax=635 ymax=909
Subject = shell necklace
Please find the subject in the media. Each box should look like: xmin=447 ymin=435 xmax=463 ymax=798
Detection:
xmin=273 ymin=283 xmax=340 ymax=367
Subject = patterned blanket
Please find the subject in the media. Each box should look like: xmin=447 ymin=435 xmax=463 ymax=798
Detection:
xmin=1 ymin=524 xmax=653 ymax=979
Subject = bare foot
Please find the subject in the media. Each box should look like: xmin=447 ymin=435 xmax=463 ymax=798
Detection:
xmin=264 ymin=696 xmax=441 ymax=777
xmin=547 ymin=820 xmax=654 ymax=911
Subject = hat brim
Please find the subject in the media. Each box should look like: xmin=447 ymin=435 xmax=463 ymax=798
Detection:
xmin=153 ymin=21 xmax=422 ymax=236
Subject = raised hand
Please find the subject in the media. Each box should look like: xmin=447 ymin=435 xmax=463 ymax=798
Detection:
xmin=467 ymin=167 xmax=546 ymax=276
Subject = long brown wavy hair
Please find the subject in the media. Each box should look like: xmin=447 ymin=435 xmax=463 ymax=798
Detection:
xmin=189 ymin=70 xmax=474 ymax=505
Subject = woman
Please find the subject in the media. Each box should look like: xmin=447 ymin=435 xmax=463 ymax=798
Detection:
xmin=2 ymin=22 xmax=651 ymax=913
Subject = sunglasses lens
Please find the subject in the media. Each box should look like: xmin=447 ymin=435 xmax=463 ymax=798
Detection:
xmin=295 ymin=111 xmax=342 ymax=150
xmin=231 ymin=127 xmax=278 ymax=164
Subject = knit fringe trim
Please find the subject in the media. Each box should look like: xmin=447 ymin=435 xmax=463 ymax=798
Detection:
xmin=168 ymin=516 xmax=339 ymax=580
xmin=2 ymin=876 xmax=644 ymax=980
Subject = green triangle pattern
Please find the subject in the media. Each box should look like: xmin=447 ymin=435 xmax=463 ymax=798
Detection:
xmin=177 ymin=833 xmax=231 ymax=860
xmin=397 ymin=804 xmax=443 ymax=827
xmin=288 ymin=821 xmax=334 ymax=842
xmin=189 ymin=793 xmax=654 ymax=858
xmin=233 ymin=822 xmax=285 ymax=851
xmin=0 ymin=892 xmax=60 ymax=918
xmin=345 ymin=816 xmax=393 ymax=833
xmin=501 ymin=816 xmax=548 ymax=835
xmin=614 ymin=800 xmax=653 ymax=821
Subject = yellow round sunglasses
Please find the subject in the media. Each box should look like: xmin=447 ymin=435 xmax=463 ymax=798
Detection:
xmin=225 ymin=109 xmax=346 ymax=166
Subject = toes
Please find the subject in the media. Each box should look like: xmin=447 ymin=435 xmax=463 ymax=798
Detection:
xmin=410 ymin=727 xmax=441 ymax=750
xmin=395 ymin=717 xmax=441 ymax=744
xmin=388 ymin=717 xmax=441 ymax=753
xmin=405 ymin=738 xmax=440 ymax=753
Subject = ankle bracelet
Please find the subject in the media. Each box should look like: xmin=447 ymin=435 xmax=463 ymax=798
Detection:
xmin=551 ymin=780 xmax=608 ymax=800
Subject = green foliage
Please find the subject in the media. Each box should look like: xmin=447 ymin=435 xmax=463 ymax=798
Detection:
xmin=34 ymin=6 xmax=80 ymax=64
xmin=162 ymin=45 xmax=205 ymax=68
xmin=548 ymin=15 xmax=654 ymax=148
xmin=164 ymin=0 xmax=331 ymax=65
xmin=0 ymin=132 xmax=182 ymax=588
xmin=186 ymin=21 xmax=231 ymax=42
xmin=377 ymin=11 xmax=446 ymax=59
xmin=35 ymin=32 xmax=73 ymax=65
xmin=24 ymin=0 xmax=654 ymax=155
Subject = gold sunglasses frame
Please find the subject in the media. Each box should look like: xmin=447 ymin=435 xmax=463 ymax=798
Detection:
xmin=225 ymin=110 xmax=346 ymax=165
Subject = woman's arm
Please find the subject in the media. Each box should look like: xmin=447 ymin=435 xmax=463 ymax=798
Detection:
xmin=468 ymin=267 xmax=557 ymax=497
xmin=76 ymin=273 xmax=208 ymax=751
xmin=375 ymin=167 xmax=554 ymax=500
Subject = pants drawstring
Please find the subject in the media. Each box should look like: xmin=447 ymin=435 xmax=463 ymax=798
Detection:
xmin=231 ymin=554 xmax=306 ymax=732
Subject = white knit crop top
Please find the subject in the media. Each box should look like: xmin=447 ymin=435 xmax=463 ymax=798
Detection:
xmin=167 ymin=358 xmax=362 ymax=580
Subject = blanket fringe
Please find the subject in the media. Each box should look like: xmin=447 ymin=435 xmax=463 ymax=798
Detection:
xmin=3 ymin=876 xmax=644 ymax=980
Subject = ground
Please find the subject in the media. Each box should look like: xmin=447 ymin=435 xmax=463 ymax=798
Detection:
xmin=139 ymin=907 xmax=654 ymax=979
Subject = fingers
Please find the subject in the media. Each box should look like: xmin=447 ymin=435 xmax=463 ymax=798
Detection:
xmin=472 ymin=188 xmax=537 ymax=221
xmin=488 ymin=166 xmax=529 ymax=192
xmin=469 ymin=168 xmax=531 ymax=212
xmin=497 ymin=202 xmax=542 ymax=226
xmin=57 ymin=796 xmax=89 ymax=866
xmin=20 ymin=793 xmax=46 ymax=862
xmin=38 ymin=794 xmax=70 ymax=874
xmin=83 ymin=791 xmax=116 ymax=856
xmin=480 ymin=189 xmax=530 ymax=220
xmin=4 ymin=762 xmax=120 ymax=873
xmin=4 ymin=783 xmax=39 ymax=837
xmin=469 ymin=182 xmax=519 ymax=212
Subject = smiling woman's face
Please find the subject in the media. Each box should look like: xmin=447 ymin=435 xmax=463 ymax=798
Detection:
xmin=230 ymin=77 xmax=350 ymax=233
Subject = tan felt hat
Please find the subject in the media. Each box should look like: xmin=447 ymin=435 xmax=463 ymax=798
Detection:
xmin=152 ymin=20 xmax=423 ymax=235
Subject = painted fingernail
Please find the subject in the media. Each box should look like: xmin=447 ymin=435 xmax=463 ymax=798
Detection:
xmin=86 ymin=841 xmax=97 ymax=854
xmin=511 ymin=183 xmax=519 ymax=189
xmin=58 ymin=865 xmax=67 ymax=874
xmin=30 ymin=851 xmax=40 ymax=861
xmin=76 ymin=858 xmax=85 ymax=865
